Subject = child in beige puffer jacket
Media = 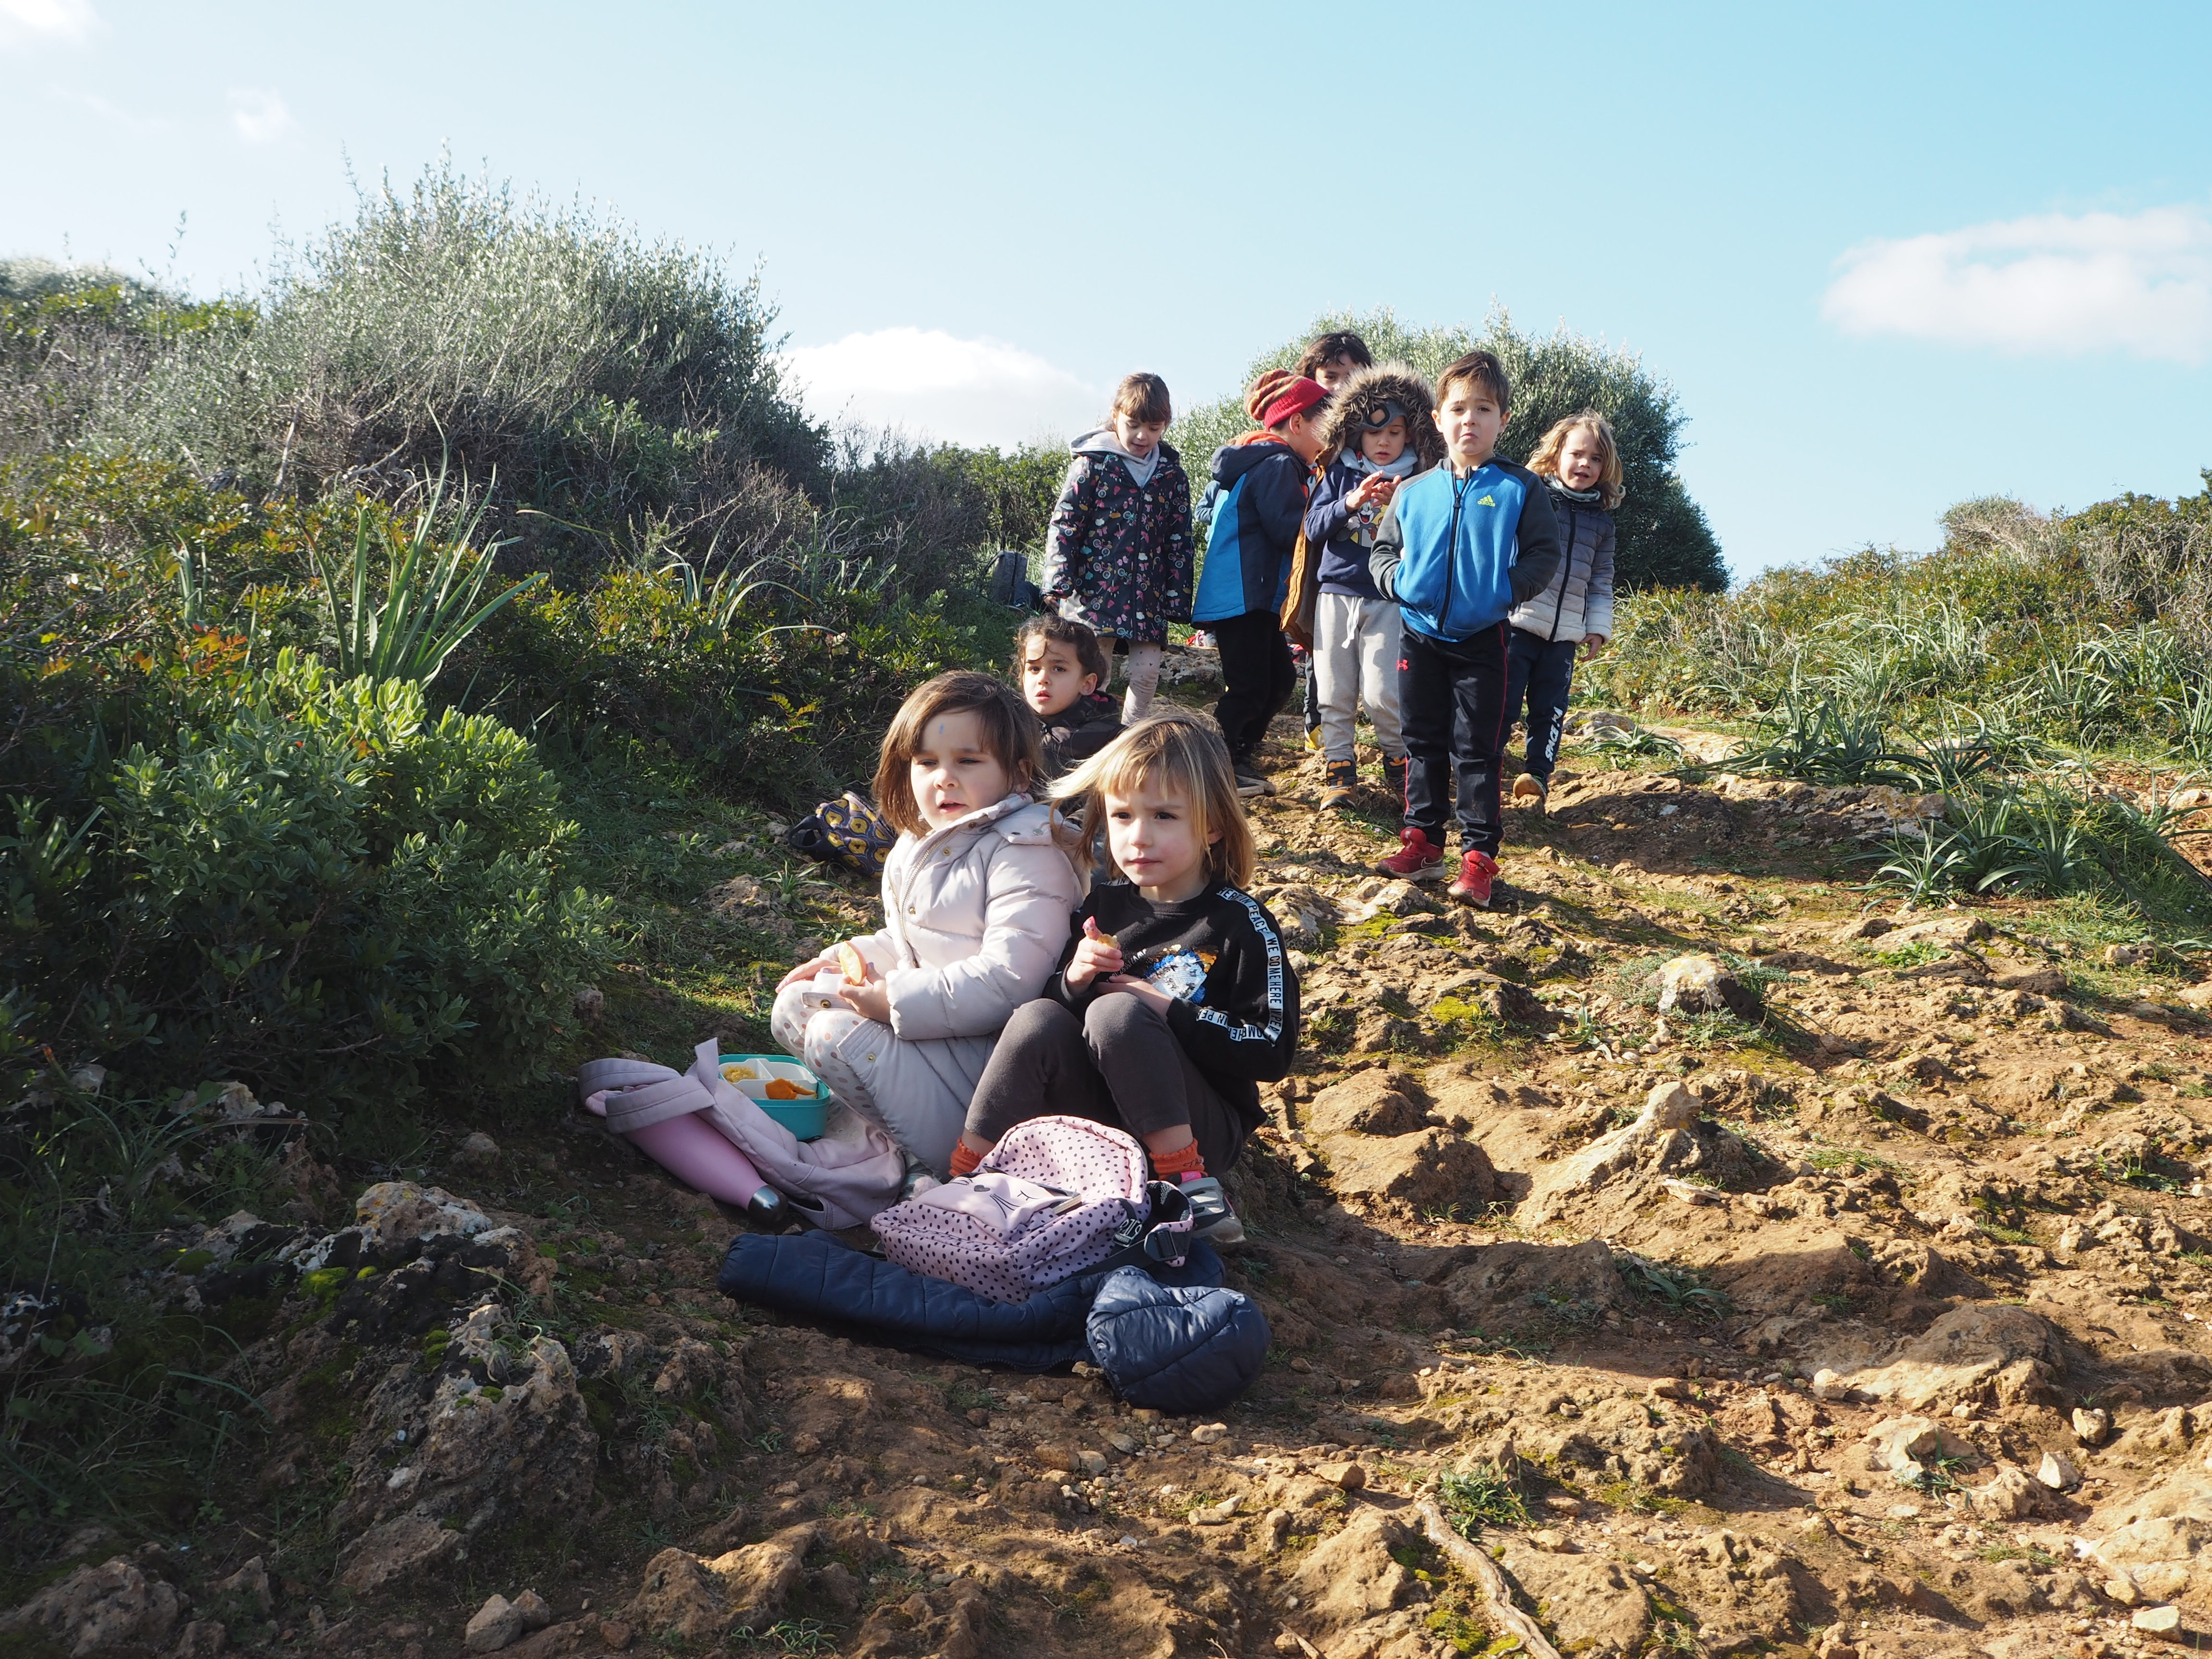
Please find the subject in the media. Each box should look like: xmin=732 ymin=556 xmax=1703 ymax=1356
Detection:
xmin=771 ymin=673 xmax=1084 ymax=1184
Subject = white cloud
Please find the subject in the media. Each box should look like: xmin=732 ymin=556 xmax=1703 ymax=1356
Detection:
xmin=0 ymin=0 xmax=98 ymax=46
xmin=1823 ymin=204 xmax=2212 ymax=364
xmin=781 ymin=327 xmax=1102 ymax=449
xmin=228 ymin=87 xmax=296 ymax=144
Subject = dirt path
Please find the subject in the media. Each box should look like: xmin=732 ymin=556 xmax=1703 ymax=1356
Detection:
xmin=27 ymin=713 xmax=2212 ymax=1659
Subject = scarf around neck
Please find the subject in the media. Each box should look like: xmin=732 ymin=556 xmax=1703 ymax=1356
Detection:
xmin=1547 ymin=477 xmax=1603 ymax=505
xmin=1342 ymin=447 xmax=1421 ymax=481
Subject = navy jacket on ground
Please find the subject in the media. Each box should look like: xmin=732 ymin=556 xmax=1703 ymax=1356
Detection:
xmin=1370 ymin=457 xmax=1563 ymax=643
xmin=719 ymin=1230 xmax=1267 ymax=1411
xmin=1191 ymin=437 xmax=1309 ymax=623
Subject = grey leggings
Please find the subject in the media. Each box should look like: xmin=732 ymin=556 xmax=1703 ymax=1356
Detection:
xmin=963 ymin=996 xmax=1249 ymax=1176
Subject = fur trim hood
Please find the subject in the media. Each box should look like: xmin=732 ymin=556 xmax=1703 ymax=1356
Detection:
xmin=1315 ymin=362 xmax=1446 ymax=471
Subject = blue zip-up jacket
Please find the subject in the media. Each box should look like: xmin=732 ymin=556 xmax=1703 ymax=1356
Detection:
xmin=1191 ymin=437 xmax=1310 ymax=624
xmin=1368 ymin=456 xmax=1563 ymax=643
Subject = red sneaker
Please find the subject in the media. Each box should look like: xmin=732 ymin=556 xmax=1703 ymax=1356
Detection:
xmin=1448 ymin=847 xmax=1499 ymax=906
xmin=1377 ymin=827 xmax=1446 ymax=881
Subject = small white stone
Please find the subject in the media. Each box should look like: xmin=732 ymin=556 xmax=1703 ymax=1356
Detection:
xmin=2038 ymin=1451 xmax=2081 ymax=1491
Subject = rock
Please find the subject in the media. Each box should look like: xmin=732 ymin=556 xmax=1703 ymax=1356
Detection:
xmin=0 ymin=1554 xmax=186 ymax=1656
xmin=1530 ymin=1528 xmax=1573 ymax=1552
xmin=337 ymin=1510 xmax=463 ymax=1594
xmin=1323 ymin=1124 xmax=1495 ymax=1217
xmin=2075 ymin=1406 xmax=2114 ymax=1446
xmin=512 ymin=1590 xmax=552 ymax=1632
xmin=1316 ymin=1460 xmax=1367 ymax=1491
xmin=626 ymin=1551 xmax=726 ymax=1645
xmin=1443 ymin=1239 xmax=1625 ymax=1327
xmin=466 ymin=1595 xmax=525 ymax=1653
xmin=1836 ymin=917 xmax=1896 ymax=941
xmin=1189 ymin=1422 xmax=1228 ymax=1445
xmin=1197 ymin=1496 xmax=1240 ymax=1524
xmin=1865 ymin=1416 xmax=1946 ymax=1471
xmin=573 ymin=985 xmax=605 ymax=1026
xmin=1840 ymin=1303 xmax=2063 ymax=1411
xmin=214 ymin=1555 xmax=272 ymax=1617
xmin=351 ymin=1180 xmax=501 ymax=1247
xmin=626 ymin=1525 xmax=817 ymax=1643
xmin=1970 ymin=1464 xmax=2044 ymax=1522
xmin=1654 ymin=954 xmax=1763 ymax=1021
xmin=1499 ymin=1539 xmax=1655 ymax=1659
xmin=2135 ymin=1606 xmax=2183 ymax=1635
xmin=457 ymin=1131 xmax=501 ymax=1164
xmin=1306 ymin=1070 xmax=1431 ymax=1136
xmin=2096 ymin=1516 xmax=2211 ymax=1571
xmin=1882 ymin=914 xmax=1993 ymax=949
xmin=1518 ymin=1082 xmax=1708 ymax=1222
xmin=2038 ymin=1451 xmax=2082 ymax=1491
xmin=2108 ymin=942 xmax=2157 ymax=967
xmin=1810 ymin=1368 xmax=1849 ymax=1402
xmin=1288 ymin=1509 xmax=1421 ymax=1635
xmin=171 ymin=1619 xmax=228 ymax=1656
xmin=1077 ymin=1450 xmax=1108 ymax=1476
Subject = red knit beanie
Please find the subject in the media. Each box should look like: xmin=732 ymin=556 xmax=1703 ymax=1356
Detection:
xmin=1246 ymin=370 xmax=1327 ymax=430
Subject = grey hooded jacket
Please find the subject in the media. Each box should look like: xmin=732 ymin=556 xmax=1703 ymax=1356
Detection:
xmin=1507 ymin=482 xmax=1616 ymax=642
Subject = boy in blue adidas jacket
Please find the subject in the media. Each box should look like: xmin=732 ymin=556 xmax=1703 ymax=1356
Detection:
xmin=1191 ymin=370 xmax=1331 ymax=798
xmin=1368 ymin=350 xmax=1562 ymax=906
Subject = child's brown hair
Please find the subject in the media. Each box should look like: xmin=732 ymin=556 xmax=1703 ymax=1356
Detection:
xmin=872 ymin=671 xmax=1041 ymax=837
xmin=1012 ymin=614 xmax=1110 ymax=693
xmin=1296 ymin=330 xmax=1372 ymax=378
xmin=1526 ymin=409 xmax=1627 ymax=510
xmin=1434 ymin=349 xmax=1512 ymax=418
xmin=1049 ymin=709 xmax=1255 ymax=888
xmin=1109 ymin=372 xmax=1172 ymax=427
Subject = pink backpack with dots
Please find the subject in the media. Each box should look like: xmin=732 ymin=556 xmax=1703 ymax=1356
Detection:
xmin=871 ymin=1116 xmax=1193 ymax=1305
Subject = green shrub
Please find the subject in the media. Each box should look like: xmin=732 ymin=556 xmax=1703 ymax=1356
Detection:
xmin=6 ymin=651 xmax=608 ymax=1112
xmin=1171 ymin=306 xmax=1726 ymax=592
xmin=97 ymin=163 xmax=829 ymax=577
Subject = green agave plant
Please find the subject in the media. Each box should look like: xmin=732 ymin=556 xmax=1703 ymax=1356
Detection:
xmin=313 ymin=462 xmax=541 ymax=685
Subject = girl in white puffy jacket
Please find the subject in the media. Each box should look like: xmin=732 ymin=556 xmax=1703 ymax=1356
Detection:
xmin=770 ymin=672 xmax=1084 ymax=1183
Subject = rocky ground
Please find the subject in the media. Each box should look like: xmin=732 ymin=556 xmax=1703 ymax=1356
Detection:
xmin=17 ymin=704 xmax=2212 ymax=1659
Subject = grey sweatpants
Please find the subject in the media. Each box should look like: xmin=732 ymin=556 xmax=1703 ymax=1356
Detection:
xmin=963 ymin=996 xmax=1249 ymax=1176
xmin=769 ymin=980 xmax=984 ymax=1178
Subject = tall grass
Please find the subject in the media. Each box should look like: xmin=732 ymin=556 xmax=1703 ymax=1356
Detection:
xmin=1587 ymin=487 xmax=2212 ymax=761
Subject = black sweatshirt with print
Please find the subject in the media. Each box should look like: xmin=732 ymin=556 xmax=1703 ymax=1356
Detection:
xmin=1046 ymin=878 xmax=1300 ymax=1128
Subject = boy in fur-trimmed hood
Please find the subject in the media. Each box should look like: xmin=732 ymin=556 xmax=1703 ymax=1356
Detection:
xmin=1298 ymin=364 xmax=1445 ymax=809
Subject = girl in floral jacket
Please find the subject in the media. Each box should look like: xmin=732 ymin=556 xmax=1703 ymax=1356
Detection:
xmin=1042 ymin=373 xmax=1193 ymax=722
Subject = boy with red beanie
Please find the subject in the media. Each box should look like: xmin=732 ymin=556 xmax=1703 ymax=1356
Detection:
xmin=1192 ymin=369 xmax=1330 ymax=797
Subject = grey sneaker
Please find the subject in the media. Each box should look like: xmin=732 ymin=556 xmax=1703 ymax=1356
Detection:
xmin=1180 ymin=1175 xmax=1244 ymax=1247
xmin=1232 ymin=759 xmax=1274 ymax=799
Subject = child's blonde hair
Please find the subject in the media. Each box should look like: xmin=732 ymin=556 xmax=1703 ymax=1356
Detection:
xmin=1527 ymin=409 xmax=1626 ymax=509
xmin=873 ymin=671 xmax=1041 ymax=837
xmin=1049 ymin=710 xmax=1254 ymax=888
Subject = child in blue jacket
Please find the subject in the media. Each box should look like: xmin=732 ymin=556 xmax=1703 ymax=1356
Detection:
xmin=1191 ymin=370 xmax=1331 ymax=799
xmin=1368 ymin=350 xmax=1562 ymax=906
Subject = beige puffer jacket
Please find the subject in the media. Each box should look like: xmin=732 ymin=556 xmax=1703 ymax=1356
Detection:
xmin=846 ymin=794 xmax=1083 ymax=1044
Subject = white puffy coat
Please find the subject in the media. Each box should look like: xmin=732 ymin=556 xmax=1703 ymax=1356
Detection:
xmin=849 ymin=792 xmax=1083 ymax=1039
xmin=772 ymin=793 xmax=1083 ymax=1176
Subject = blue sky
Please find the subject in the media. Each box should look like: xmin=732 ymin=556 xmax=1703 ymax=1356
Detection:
xmin=3 ymin=0 xmax=2208 ymax=581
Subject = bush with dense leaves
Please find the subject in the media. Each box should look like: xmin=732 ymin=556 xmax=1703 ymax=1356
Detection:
xmin=6 ymin=651 xmax=607 ymax=1113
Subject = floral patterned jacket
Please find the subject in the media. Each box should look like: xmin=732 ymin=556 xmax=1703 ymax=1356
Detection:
xmin=1041 ymin=434 xmax=1193 ymax=641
